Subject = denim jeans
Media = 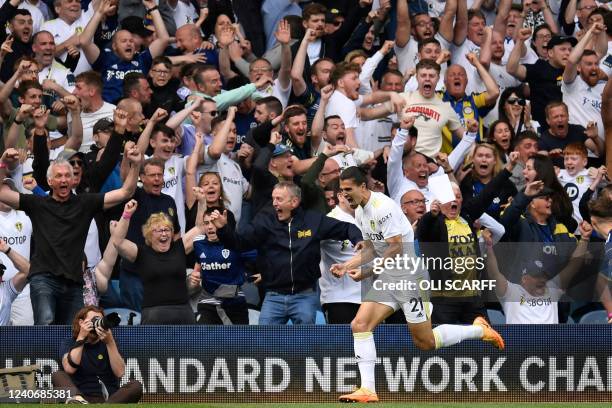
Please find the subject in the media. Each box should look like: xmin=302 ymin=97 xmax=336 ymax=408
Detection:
xmin=258 ymin=290 xmax=319 ymax=325
xmin=29 ymin=273 xmax=84 ymax=325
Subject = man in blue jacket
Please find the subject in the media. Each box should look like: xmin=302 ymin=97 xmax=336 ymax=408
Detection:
xmin=209 ymin=181 xmax=363 ymax=324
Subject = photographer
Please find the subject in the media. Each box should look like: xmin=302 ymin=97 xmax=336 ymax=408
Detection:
xmin=52 ymin=306 xmax=142 ymax=404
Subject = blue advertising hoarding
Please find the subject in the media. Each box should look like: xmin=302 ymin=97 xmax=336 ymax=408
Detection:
xmin=1 ymin=325 xmax=611 ymax=402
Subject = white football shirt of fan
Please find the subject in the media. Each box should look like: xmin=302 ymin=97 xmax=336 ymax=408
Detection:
xmin=39 ymin=60 xmax=75 ymax=93
xmin=0 ymin=209 xmax=32 ymax=297
xmin=483 ymin=63 xmax=522 ymax=126
xmin=68 ymin=102 xmax=115 ymax=153
xmin=562 ymin=76 xmax=605 ymax=143
xmin=501 ymin=281 xmax=563 ymax=324
xmin=199 ymin=147 xmax=249 ymax=224
xmin=394 ymin=32 xmax=451 ymax=74
xmin=306 ymin=39 xmax=322 ymax=65
xmin=326 ymin=91 xmax=362 ymax=131
xmin=558 ymin=169 xmax=592 ymax=231
xmin=251 ymin=78 xmax=292 ymax=108
xmin=319 ymin=206 xmax=362 ymax=305
xmin=356 ymin=114 xmax=396 ymax=152
xmin=355 ymin=191 xmax=421 ymax=278
xmin=41 ymin=6 xmax=95 ymax=75
xmin=168 ymin=0 xmax=199 ymax=28
xmin=0 ymin=280 xmax=19 ymax=326
xmin=162 ymin=154 xmax=188 ymax=233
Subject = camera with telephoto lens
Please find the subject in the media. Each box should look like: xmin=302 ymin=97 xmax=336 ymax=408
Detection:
xmin=517 ymin=98 xmax=526 ymax=106
xmin=90 ymin=312 xmax=121 ymax=333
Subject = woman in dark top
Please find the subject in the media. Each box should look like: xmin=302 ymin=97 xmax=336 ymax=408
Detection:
xmin=522 ymin=154 xmax=578 ymax=232
xmin=114 ymin=200 xmax=203 ymax=324
xmin=459 ymin=143 xmax=517 ymax=220
xmin=487 ymin=119 xmax=515 ymax=164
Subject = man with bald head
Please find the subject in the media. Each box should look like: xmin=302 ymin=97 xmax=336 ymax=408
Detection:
xmin=33 ymin=30 xmax=75 ymax=105
xmin=79 ymin=0 xmax=170 ymax=103
xmin=400 ymin=189 xmax=427 ymax=227
xmin=174 ymin=24 xmax=219 ymax=68
xmin=438 ymin=57 xmax=499 ymax=152
xmin=115 ymin=98 xmax=145 ymax=140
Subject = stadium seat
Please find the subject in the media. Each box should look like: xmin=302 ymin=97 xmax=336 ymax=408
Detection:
xmin=103 ymin=308 xmax=141 ymax=326
xmin=578 ymin=310 xmax=608 ymax=324
xmin=487 ymin=309 xmax=506 ymax=325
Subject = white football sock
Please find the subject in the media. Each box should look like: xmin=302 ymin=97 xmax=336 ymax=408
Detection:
xmin=432 ymin=325 xmax=483 ymax=349
xmin=354 ymin=332 xmax=376 ymax=392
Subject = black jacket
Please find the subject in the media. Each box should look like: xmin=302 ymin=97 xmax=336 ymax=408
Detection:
xmin=417 ymin=169 xmax=506 ymax=298
xmin=217 ymin=207 xmax=362 ymax=294
xmin=459 ymin=169 xmax=517 ymax=220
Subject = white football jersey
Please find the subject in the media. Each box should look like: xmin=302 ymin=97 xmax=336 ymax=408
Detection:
xmin=558 ymin=169 xmax=592 ymax=231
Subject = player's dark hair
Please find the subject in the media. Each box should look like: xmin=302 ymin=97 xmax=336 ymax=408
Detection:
xmin=589 ymin=196 xmax=612 ymax=220
xmin=255 ymin=96 xmax=283 ymax=116
xmin=417 ymin=38 xmax=441 ymax=52
xmin=415 ymin=59 xmax=441 ymax=73
xmin=17 ymin=80 xmax=42 ymax=97
xmin=340 ymin=166 xmax=367 ymax=187
xmin=123 ymin=72 xmax=147 ymax=97
xmin=323 ymin=115 xmax=342 ymax=130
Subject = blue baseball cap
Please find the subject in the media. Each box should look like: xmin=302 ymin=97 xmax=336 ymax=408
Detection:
xmin=272 ymin=144 xmax=292 ymax=157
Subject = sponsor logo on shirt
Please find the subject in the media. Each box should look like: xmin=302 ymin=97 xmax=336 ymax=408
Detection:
xmin=405 ymin=106 xmax=441 ymax=121
xmin=519 ymin=295 xmax=553 ymax=307
xmin=201 ymin=261 xmax=232 ymax=270
xmin=564 ymin=182 xmax=579 ymax=200
xmin=222 ymin=176 xmax=241 ymax=186
xmin=378 ymin=213 xmax=392 ymax=225
xmin=297 ymin=229 xmax=312 ymax=238
xmin=581 ymin=97 xmax=602 ymax=110
xmin=1 ymin=236 xmax=27 ymax=245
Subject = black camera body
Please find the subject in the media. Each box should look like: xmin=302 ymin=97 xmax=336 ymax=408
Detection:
xmin=90 ymin=312 xmax=121 ymax=333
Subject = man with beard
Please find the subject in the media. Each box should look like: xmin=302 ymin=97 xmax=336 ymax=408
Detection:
xmin=509 ymin=131 xmax=540 ymax=191
xmin=0 ymin=5 xmax=33 ymax=82
xmin=71 ymin=71 xmax=116 ymax=153
xmin=324 ymin=62 xmax=405 ymax=148
xmin=79 ymin=0 xmax=170 ymax=103
xmin=280 ymin=105 xmax=318 ymax=174
xmin=562 ymin=23 xmax=607 ymax=145
xmin=507 ymin=30 xmax=577 ymax=128
xmin=32 ymin=31 xmax=75 ymax=106
xmin=538 ymin=101 xmax=603 ymax=167
xmin=41 ymin=0 xmax=96 ymax=75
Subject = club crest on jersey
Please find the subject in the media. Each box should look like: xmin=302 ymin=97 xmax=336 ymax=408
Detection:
xmin=168 ymin=167 xmax=176 ymax=176
xmin=221 ymin=249 xmax=230 ymax=259
xmin=576 ymin=176 xmax=584 ymax=184
xmin=370 ymin=220 xmax=376 ymax=231
xmin=15 ymin=222 xmax=22 ymax=232
xmin=297 ymin=229 xmax=312 ymax=238
xmin=168 ymin=207 xmax=175 ymax=217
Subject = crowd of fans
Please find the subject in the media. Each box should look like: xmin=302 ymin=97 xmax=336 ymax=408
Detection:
xmin=0 ymin=0 xmax=610 ymax=327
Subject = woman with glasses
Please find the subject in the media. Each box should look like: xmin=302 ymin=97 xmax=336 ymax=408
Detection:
xmin=114 ymin=200 xmax=205 ymax=325
xmin=497 ymin=86 xmax=538 ymax=135
xmin=459 ymin=144 xmax=518 ymax=220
